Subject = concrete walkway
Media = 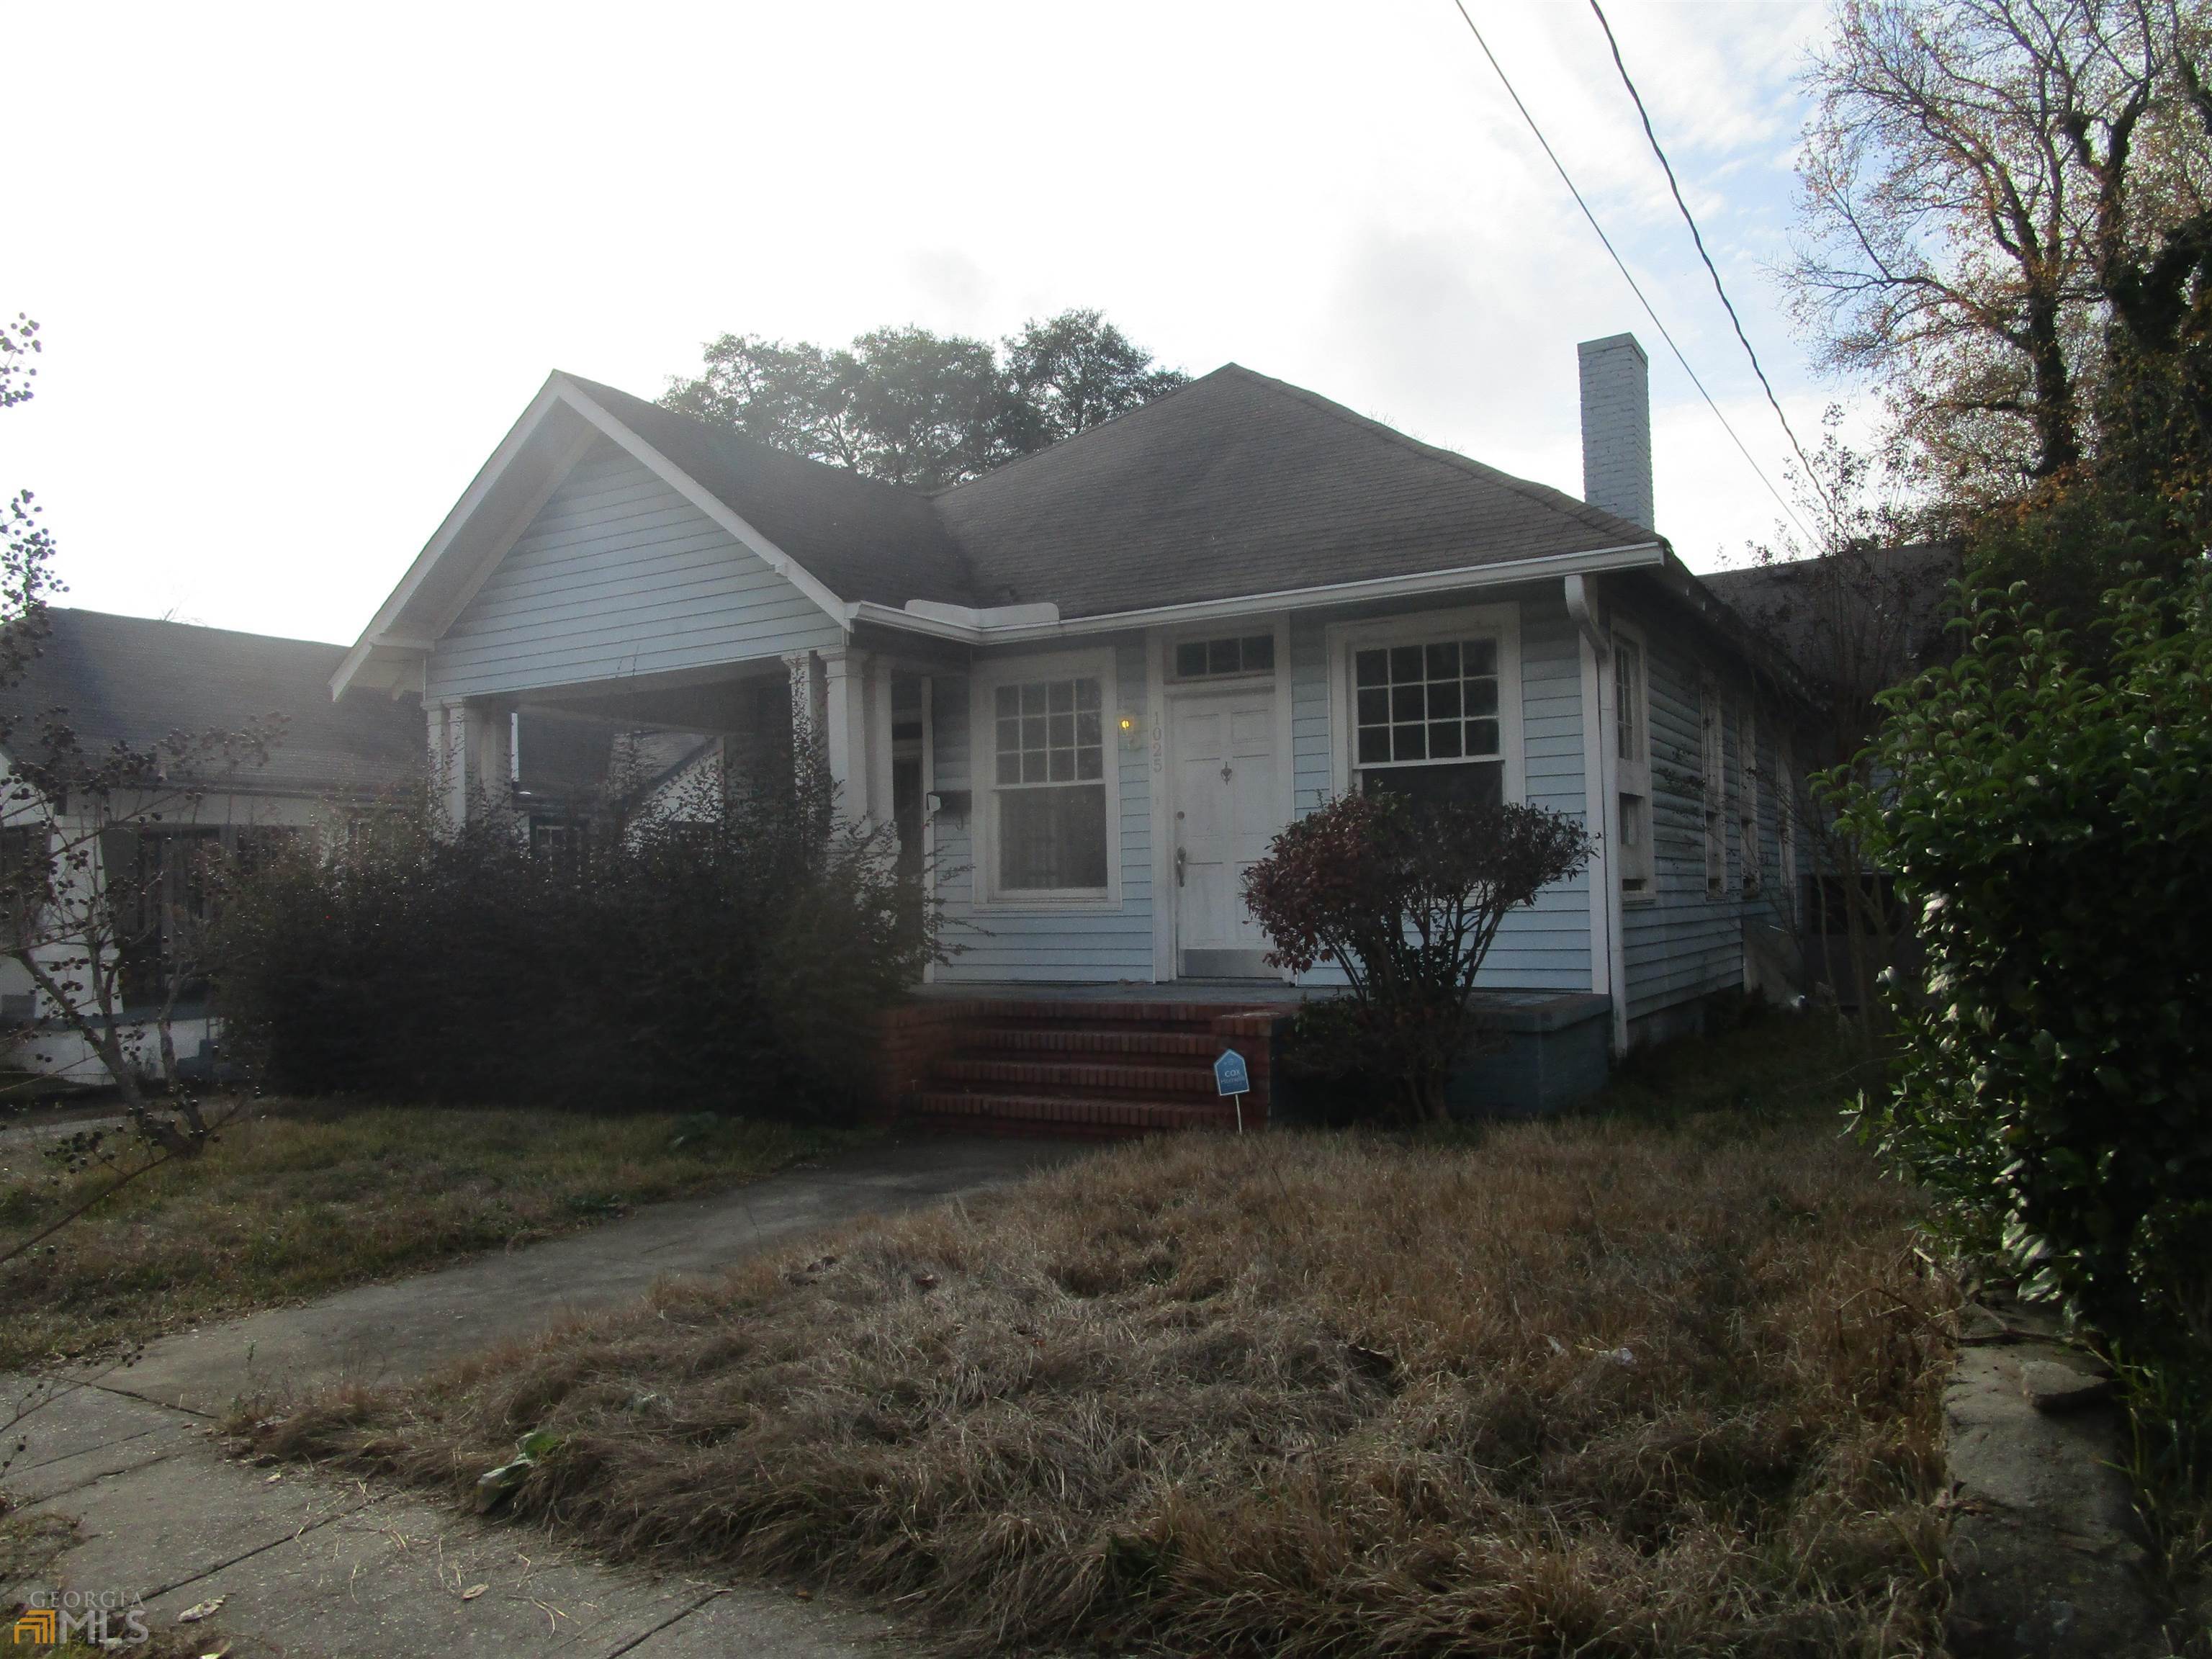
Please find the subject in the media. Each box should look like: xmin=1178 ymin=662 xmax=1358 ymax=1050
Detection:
xmin=2 ymin=1133 xmax=1084 ymax=1657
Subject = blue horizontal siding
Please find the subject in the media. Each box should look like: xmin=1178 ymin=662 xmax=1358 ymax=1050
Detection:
xmin=1621 ymin=606 xmax=1745 ymax=1022
xmin=428 ymin=439 xmax=843 ymax=701
xmin=1288 ymin=589 xmax=1590 ymax=994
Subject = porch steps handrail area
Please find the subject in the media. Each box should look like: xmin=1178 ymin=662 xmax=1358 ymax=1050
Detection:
xmin=878 ymin=997 xmax=1290 ymax=1138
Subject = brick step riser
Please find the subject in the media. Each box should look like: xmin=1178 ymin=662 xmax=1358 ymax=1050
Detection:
xmin=958 ymin=1028 xmax=1232 ymax=1059
xmin=934 ymin=1060 xmax=1226 ymax=1098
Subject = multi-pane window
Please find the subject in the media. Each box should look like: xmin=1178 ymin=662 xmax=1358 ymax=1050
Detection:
xmin=992 ymin=676 xmax=1107 ymax=894
xmin=1613 ymin=630 xmax=1653 ymax=896
xmin=1352 ymin=638 xmax=1503 ymax=806
xmin=1614 ymin=639 xmax=1645 ymax=763
xmin=1172 ymin=634 xmax=1274 ymax=679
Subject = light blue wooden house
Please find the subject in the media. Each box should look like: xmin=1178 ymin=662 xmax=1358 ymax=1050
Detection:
xmin=335 ymin=335 xmax=1802 ymax=1130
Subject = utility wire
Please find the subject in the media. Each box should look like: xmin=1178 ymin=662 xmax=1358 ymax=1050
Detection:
xmin=1444 ymin=0 xmax=1822 ymax=550
xmin=1584 ymin=0 xmax=1841 ymax=529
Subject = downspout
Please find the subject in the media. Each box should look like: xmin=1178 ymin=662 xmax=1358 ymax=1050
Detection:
xmin=1565 ymin=575 xmax=1631 ymax=1056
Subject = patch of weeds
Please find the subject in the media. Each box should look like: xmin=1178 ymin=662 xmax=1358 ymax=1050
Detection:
xmin=250 ymin=1111 xmax=1952 ymax=1658
xmin=0 ymin=1101 xmax=857 ymax=1370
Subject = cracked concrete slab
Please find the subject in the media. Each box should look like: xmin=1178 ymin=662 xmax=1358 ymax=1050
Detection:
xmin=1944 ymin=1334 xmax=2162 ymax=1655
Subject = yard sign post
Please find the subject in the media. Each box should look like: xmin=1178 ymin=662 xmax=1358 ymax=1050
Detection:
xmin=1213 ymin=1048 xmax=1250 ymax=1134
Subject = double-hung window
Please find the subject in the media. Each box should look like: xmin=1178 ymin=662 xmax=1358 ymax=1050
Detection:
xmin=981 ymin=661 xmax=1113 ymax=902
xmin=1612 ymin=625 xmax=1653 ymax=899
xmin=1331 ymin=606 xmax=1520 ymax=808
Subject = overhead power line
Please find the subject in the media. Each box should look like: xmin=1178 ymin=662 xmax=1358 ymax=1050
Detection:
xmin=1584 ymin=0 xmax=1840 ymax=527
xmin=1444 ymin=0 xmax=1822 ymax=550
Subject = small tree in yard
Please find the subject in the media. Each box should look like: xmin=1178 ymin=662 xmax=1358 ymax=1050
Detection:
xmin=1242 ymin=792 xmax=1591 ymax=1124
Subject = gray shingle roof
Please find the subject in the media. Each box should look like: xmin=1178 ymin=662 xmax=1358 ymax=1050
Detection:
xmin=0 ymin=608 xmax=425 ymax=796
xmin=935 ymin=365 xmax=1660 ymax=619
xmin=547 ymin=364 xmax=1659 ymax=623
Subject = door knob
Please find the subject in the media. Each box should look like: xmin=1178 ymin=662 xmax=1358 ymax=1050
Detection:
xmin=1174 ymin=846 xmax=1187 ymax=886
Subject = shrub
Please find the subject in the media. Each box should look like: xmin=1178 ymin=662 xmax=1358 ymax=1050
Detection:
xmin=213 ymin=742 xmax=940 ymax=1119
xmin=1241 ymin=791 xmax=1591 ymax=1123
xmin=1840 ymin=569 xmax=2212 ymax=1359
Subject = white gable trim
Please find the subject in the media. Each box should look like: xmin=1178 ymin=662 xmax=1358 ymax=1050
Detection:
xmin=331 ymin=376 xmax=852 ymax=702
xmin=422 ymin=421 xmax=603 ymax=644
xmin=332 ymin=377 xmax=574 ymax=701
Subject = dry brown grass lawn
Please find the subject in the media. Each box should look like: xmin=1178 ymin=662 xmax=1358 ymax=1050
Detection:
xmin=254 ymin=1030 xmax=1956 ymax=1659
xmin=0 ymin=1102 xmax=844 ymax=1371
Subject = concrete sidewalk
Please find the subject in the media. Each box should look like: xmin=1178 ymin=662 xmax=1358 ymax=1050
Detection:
xmin=3 ymin=1132 xmax=1084 ymax=1657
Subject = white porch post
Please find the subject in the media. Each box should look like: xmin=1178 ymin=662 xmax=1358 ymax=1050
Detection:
xmin=431 ymin=701 xmax=468 ymax=824
xmin=818 ymin=647 xmax=876 ymax=823
xmin=429 ymin=701 xmax=513 ymax=828
xmin=783 ymin=649 xmax=827 ymax=752
xmin=866 ymin=656 xmax=896 ymax=829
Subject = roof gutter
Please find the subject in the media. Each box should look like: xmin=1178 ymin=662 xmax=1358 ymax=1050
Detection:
xmin=848 ymin=540 xmax=1666 ymax=645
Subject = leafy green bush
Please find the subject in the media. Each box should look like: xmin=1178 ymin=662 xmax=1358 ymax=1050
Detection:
xmin=213 ymin=742 xmax=939 ymax=1119
xmin=1841 ymin=569 xmax=2212 ymax=1357
xmin=1241 ymin=791 xmax=1591 ymax=1123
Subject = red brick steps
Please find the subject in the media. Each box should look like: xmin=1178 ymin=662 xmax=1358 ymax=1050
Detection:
xmin=876 ymin=997 xmax=1290 ymax=1139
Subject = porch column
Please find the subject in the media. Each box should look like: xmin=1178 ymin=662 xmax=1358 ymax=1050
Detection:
xmin=783 ymin=649 xmax=827 ymax=747
xmin=430 ymin=701 xmax=468 ymax=824
xmin=818 ymin=647 xmax=877 ymax=823
xmin=428 ymin=700 xmax=513 ymax=827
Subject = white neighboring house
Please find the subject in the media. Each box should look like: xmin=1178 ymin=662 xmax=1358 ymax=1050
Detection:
xmin=0 ymin=609 xmax=429 ymax=1084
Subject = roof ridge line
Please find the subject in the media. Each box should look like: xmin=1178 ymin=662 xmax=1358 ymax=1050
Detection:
xmin=928 ymin=363 xmax=1232 ymax=501
xmin=44 ymin=605 xmax=352 ymax=652
xmin=1228 ymin=367 xmax=1665 ymax=549
xmin=553 ymin=372 xmax=942 ymax=506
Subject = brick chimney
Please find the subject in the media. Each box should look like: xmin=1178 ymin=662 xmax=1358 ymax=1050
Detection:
xmin=1578 ymin=333 xmax=1654 ymax=532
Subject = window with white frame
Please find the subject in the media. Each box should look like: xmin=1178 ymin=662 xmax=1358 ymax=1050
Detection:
xmin=1612 ymin=626 xmax=1654 ymax=899
xmin=1615 ymin=638 xmax=1645 ymax=764
xmin=986 ymin=670 xmax=1110 ymax=898
xmin=1352 ymin=636 xmax=1504 ymax=806
xmin=1170 ymin=633 xmax=1274 ymax=680
xmin=1700 ymin=680 xmax=1727 ymax=896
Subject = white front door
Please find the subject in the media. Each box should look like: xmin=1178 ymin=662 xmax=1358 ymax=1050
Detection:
xmin=1169 ymin=686 xmax=1282 ymax=978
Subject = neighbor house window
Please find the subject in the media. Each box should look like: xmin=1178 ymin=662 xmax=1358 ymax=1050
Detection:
xmin=1352 ymin=637 xmax=1504 ymax=806
xmin=1613 ymin=626 xmax=1653 ymax=899
xmin=1172 ymin=634 xmax=1274 ymax=679
xmin=991 ymin=673 xmax=1108 ymax=896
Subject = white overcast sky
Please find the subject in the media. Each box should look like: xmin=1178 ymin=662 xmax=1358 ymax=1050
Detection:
xmin=12 ymin=1 xmax=1858 ymax=647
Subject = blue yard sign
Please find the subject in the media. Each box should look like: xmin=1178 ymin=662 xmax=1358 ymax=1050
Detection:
xmin=1214 ymin=1048 xmax=1251 ymax=1133
xmin=1213 ymin=1048 xmax=1250 ymax=1097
